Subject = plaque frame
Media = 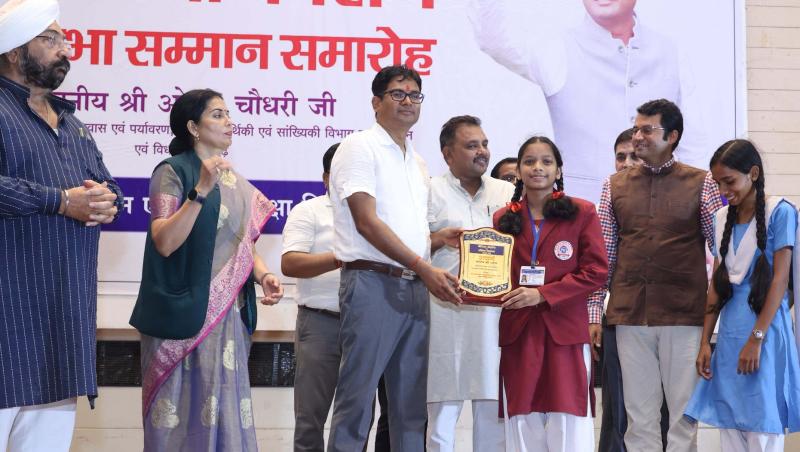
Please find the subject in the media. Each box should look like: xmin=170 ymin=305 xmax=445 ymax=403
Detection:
xmin=458 ymin=227 xmax=514 ymax=306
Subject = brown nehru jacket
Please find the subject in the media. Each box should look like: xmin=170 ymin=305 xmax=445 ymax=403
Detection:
xmin=606 ymin=162 xmax=708 ymax=327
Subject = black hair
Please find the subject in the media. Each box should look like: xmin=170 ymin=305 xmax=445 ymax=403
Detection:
xmin=614 ymin=128 xmax=635 ymax=151
xmin=168 ymin=89 xmax=223 ymax=156
xmin=636 ymin=98 xmax=683 ymax=150
xmin=439 ymin=115 xmax=481 ymax=151
xmin=491 ymin=157 xmax=518 ymax=179
xmin=497 ymin=136 xmax=577 ymax=235
xmin=322 ymin=143 xmax=339 ymax=174
xmin=371 ymin=65 xmax=422 ymax=97
xmin=709 ymin=139 xmax=770 ymax=314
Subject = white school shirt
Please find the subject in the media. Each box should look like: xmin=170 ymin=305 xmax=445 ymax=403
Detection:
xmin=472 ymin=0 xmax=705 ymax=203
xmin=427 ymin=171 xmax=516 ymax=402
xmin=281 ymin=194 xmax=340 ymax=312
xmin=329 ymin=122 xmax=431 ymax=266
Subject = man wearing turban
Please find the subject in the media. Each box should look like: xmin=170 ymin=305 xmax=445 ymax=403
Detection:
xmin=0 ymin=1 xmax=122 ymax=450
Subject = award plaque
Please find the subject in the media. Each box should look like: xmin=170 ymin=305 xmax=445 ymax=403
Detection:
xmin=458 ymin=227 xmax=515 ymax=306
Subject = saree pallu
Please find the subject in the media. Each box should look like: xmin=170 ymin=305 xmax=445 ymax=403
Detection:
xmin=140 ymin=166 xmax=273 ymax=451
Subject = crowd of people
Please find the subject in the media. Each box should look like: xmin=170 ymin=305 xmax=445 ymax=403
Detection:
xmin=1 ymin=1 xmax=799 ymax=452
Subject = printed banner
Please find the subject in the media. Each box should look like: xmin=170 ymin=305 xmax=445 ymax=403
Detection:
xmin=56 ymin=0 xmax=745 ymax=283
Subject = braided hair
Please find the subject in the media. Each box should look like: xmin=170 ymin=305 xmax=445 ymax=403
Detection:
xmin=710 ymin=139 xmax=771 ymax=314
xmin=497 ymin=136 xmax=577 ymax=235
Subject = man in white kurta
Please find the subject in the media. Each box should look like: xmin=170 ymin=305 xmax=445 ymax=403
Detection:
xmin=471 ymin=0 xmax=705 ymax=203
xmin=426 ymin=116 xmax=515 ymax=451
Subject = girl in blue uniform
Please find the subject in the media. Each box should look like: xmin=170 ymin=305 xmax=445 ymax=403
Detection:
xmin=684 ymin=139 xmax=800 ymax=451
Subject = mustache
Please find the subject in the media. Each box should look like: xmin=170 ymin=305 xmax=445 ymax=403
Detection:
xmin=52 ymin=57 xmax=71 ymax=71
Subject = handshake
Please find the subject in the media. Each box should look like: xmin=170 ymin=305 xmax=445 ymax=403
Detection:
xmin=58 ymin=180 xmax=119 ymax=226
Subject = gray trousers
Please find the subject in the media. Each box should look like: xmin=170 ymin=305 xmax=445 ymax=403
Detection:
xmin=616 ymin=325 xmax=701 ymax=452
xmin=294 ymin=307 xmax=341 ymax=452
xmin=327 ymin=269 xmax=429 ymax=452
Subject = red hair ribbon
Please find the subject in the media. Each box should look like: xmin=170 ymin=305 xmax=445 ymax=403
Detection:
xmin=551 ymin=191 xmax=565 ymax=200
xmin=506 ymin=201 xmax=523 ymax=213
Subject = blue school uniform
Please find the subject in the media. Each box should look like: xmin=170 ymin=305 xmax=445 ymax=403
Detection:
xmin=684 ymin=200 xmax=800 ymax=434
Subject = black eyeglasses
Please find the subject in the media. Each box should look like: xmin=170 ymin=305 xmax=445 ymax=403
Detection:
xmin=35 ymin=32 xmax=72 ymax=51
xmin=381 ymin=89 xmax=425 ymax=104
xmin=631 ymin=125 xmax=666 ymax=136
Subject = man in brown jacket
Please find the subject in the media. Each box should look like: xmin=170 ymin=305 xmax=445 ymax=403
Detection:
xmin=592 ymin=99 xmax=722 ymax=452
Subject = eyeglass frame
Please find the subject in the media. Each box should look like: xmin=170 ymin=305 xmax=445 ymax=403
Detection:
xmin=630 ymin=125 xmax=667 ymax=136
xmin=34 ymin=32 xmax=73 ymax=51
xmin=379 ymin=89 xmax=425 ymax=104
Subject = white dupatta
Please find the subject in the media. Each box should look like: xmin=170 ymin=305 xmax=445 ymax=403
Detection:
xmin=714 ymin=197 xmax=783 ymax=285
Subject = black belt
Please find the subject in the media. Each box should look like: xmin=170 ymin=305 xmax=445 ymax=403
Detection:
xmin=342 ymin=259 xmax=418 ymax=281
xmin=299 ymin=305 xmax=340 ymax=319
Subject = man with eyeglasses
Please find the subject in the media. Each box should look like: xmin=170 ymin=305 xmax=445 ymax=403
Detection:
xmin=490 ymin=157 xmax=519 ymax=185
xmin=591 ymin=99 xmax=721 ymax=452
xmin=472 ymin=0 xmax=707 ymax=204
xmin=327 ymin=65 xmax=462 ymax=452
xmin=599 ymin=126 xmax=675 ymax=452
xmin=0 ymin=1 xmax=122 ymax=450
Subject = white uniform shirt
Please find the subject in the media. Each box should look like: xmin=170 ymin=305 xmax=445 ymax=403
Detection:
xmin=330 ymin=122 xmax=431 ymax=266
xmin=472 ymin=0 xmax=705 ymax=203
xmin=427 ymin=171 xmax=516 ymax=402
xmin=281 ymin=194 xmax=340 ymax=312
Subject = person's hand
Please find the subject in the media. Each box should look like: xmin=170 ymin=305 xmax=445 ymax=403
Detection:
xmin=197 ymin=156 xmax=233 ymax=195
xmin=260 ymin=273 xmax=283 ymax=305
xmin=417 ymin=261 xmax=461 ymax=305
xmin=501 ymin=287 xmax=543 ymax=309
xmin=63 ymin=182 xmax=116 ymax=225
xmin=696 ymin=342 xmax=713 ymax=380
xmin=737 ymin=337 xmax=762 ymax=375
xmin=589 ymin=323 xmax=602 ymax=361
xmin=431 ymin=227 xmax=463 ymax=249
xmin=83 ymin=180 xmax=118 ymax=226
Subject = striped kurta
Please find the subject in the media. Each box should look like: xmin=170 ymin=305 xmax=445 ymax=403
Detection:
xmin=0 ymin=75 xmax=122 ymax=409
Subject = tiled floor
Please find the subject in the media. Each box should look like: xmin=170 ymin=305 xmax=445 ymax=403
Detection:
xmin=69 ymin=386 xmax=800 ymax=451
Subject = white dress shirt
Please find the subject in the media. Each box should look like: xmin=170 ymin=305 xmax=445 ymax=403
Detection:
xmin=329 ymin=122 xmax=431 ymax=266
xmin=427 ymin=171 xmax=516 ymax=402
xmin=281 ymin=194 xmax=340 ymax=312
xmin=472 ymin=0 xmax=706 ymax=203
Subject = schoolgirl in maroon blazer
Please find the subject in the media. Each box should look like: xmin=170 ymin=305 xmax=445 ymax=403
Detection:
xmin=493 ymin=136 xmax=608 ymax=452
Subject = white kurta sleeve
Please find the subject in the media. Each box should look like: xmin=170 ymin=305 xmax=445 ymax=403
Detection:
xmin=672 ymin=48 xmax=709 ymax=170
xmin=469 ymin=0 xmax=568 ymax=96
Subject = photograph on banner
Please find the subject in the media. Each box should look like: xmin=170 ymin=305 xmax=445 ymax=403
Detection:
xmin=55 ymin=0 xmax=744 ymax=284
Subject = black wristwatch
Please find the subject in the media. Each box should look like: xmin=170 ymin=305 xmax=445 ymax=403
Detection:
xmin=187 ymin=187 xmax=206 ymax=205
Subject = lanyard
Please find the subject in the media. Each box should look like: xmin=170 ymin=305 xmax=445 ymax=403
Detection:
xmin=528 ymin=208 xmax=544 ymax=266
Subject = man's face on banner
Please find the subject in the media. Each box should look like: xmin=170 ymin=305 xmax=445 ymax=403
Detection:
xmin=582 ymin=0 xmax=636 ymax=24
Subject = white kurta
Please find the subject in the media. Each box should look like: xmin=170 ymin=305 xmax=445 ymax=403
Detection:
xmin=426 ymin=172 xmax=516 ymax=402
xmin=472 ymin=0 xmax=706 ymax=203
